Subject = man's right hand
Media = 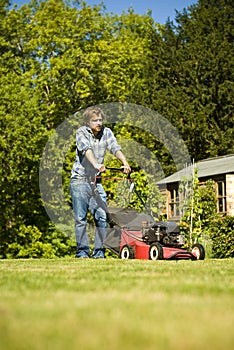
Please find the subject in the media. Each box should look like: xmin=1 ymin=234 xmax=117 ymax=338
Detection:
xmin=85 ymin=149 xmax=106 ymax=173
xmin=97 ymin=164 xmax=106 ymax=173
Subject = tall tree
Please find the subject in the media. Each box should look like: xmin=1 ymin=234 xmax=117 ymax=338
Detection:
xmin=144 ymin=0 xmax=234 ymax=160
xmin=0 ymin=0 xmax=155 ymax=256
xmin=1 ymin=0 xmax=233 ymax=257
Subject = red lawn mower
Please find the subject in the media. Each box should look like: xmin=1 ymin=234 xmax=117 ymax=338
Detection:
xmin=104 ymin=207 xmax=205 ymax=260
xmin=99 ymin=168 xmax=205 ymax=261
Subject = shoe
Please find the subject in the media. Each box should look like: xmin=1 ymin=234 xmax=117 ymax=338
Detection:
xmin=92 ymin=249 xmax=105 ymax=259
xmin=75 ymin=254 xmax=90 ymax=259
xmin=75 ymin=245 xmax=90 ymax=259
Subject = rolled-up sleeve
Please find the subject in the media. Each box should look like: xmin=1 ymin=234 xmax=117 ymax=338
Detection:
xmin=105 ymin=128 xmax=121 ymax=155
xmin=76 ymin=129 xmax=92 ymax=155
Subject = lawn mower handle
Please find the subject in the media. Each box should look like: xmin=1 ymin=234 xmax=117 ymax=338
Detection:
xmin=106 ymin=167 xmax=125 ymax=171
xmin=106 ymin=167 xmax=133 ymax=178
xmin=105 ymin=167 xmax=153 ymax=218
xmin=106 ymin=166 xmax=140 ymax=172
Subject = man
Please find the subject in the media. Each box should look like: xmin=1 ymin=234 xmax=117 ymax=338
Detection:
xmin=70 ymin=106 xmax=131 ymax=258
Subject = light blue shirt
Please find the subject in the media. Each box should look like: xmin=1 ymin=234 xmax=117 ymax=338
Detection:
xmin=71 ymin=126 xmax=121 ymax=180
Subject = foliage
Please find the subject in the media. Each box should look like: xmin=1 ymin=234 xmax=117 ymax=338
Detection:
xmin=209 ymin=216 xmax=234 ymax=258
xmin=143 ymin=0 xmax=234 ymax=160
xmin=0 ymin=0 xmax=233 ymax=258
xmin=1 ymin=0 xmax=154 ymax=257
xmin=179 ymin=169 xmax=218 ymax=245
xmin=179 ymin=169 xmax=234 ymax=259
xmin=103 ymin=162 xmax=165 ymax=219
xmin=4 ymin=223 xmax=76 ymax=259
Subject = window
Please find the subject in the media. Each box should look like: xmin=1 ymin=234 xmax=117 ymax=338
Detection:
xmin=217 ymin=181 xmax=226 ymax=213
xmin=169 ymin=188 xmax=180 ymax=218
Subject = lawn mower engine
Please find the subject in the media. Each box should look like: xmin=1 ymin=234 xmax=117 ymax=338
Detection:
xmin=142 ymin=221 xmax=184 ymax=248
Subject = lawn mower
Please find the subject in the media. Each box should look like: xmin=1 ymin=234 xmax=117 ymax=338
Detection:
xmin=97 ymin=168 xmax=205 ymax=261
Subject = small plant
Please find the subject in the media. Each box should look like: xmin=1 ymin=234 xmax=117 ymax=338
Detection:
xmin=179 ymin=169 xmax=217 ymax=247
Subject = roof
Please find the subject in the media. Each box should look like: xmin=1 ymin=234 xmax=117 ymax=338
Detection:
xmin=157 ymin=154 xmax=234 ymax=185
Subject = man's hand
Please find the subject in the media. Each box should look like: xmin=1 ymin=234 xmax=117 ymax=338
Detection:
xmin=85 ymin=149 xmax=106 ymax=173
xmin=115 ymin=150 xmax=131 ymax=174
xmin=97 ymin=164 xmax=106 ymax=173
xmin=121 ymin=163 xmax=131 ymax=174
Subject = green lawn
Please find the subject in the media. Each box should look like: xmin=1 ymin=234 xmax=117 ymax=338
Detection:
xmin=0 ymin=258 xmax=233 ymax=350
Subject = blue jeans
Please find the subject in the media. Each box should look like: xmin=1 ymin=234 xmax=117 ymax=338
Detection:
xmin=70 ymin=178 xmax=107 ymax=258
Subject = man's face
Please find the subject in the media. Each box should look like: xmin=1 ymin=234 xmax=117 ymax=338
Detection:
xmin=88 ymin=113 xmax=103 ymax=135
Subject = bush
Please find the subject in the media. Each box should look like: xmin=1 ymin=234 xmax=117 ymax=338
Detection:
xmin=208 ymin=216 xmax=234 ymax=258
xmin=4 ymin=224 xmax=76 ymax=259
xmin=179 ymin=171 xmax=234 ymax=259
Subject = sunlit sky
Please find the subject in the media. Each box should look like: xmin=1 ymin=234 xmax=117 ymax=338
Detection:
xmin=11 ymin=0 xmax=198 ymax=24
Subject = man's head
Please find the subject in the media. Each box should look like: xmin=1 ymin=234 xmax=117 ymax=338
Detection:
xmin=83 ymin=106 xmax=104 ymax=136
xmin=83 ymin=107 xmax=104 ymax=124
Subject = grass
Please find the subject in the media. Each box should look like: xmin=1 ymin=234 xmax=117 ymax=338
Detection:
xmin=0 ymin=258 xmax=233 ymax=350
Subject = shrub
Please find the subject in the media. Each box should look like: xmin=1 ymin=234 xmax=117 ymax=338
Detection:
xmin=5 ymin=224 xmax=76 ymax=259
xmin=179 ymin=170 xmax=234 ymax=259
xmin=208 ymin=216 xmax=234 ymax=258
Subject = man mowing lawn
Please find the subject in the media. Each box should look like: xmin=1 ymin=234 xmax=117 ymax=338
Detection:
xmin=70 ymin=106 xmax=131 ymax=259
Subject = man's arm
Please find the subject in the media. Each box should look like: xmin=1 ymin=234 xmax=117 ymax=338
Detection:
xmin=85 ymin=149 xmax=106 ymax=173
xmin=85 ymin=148 xmax=130 ymax=174
xmin=115 ymin=150 xmax=131 ymax=174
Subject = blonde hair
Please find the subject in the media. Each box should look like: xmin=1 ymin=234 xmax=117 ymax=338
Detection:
xmin=83 ymin=106 xmax=104 ymax=124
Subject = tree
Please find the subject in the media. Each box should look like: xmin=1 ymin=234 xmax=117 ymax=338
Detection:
xmin=0 ymin=0 xmax=157 ymax=257
xmin=1 ymin=0 xmax=233 ymax=258
xmin=143 ymin=0 xmax=234 ymax=160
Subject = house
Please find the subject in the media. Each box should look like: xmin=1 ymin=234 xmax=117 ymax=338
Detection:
xmin=157 ymin=154 xmax=234 ymax=220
